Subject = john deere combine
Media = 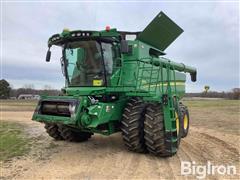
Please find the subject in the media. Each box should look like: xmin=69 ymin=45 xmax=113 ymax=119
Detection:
xmin=32 ymin=12 xmax=197 ymax=157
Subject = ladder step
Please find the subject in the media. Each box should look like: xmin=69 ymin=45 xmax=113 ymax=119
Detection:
xmin=165 ymin=129 xmax=177 ymax=133
xmin=166 ymin=138 xmax=178 ymax=143
xmin=166 ymin=147 xmax=177 ymax=153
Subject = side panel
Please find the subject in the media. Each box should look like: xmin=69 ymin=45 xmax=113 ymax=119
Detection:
xmin=84 ymin=98 xmax=127 ymax=128
xmin=117 ymin=56 xmax=186 ymax=98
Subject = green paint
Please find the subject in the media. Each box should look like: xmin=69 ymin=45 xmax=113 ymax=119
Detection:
xmin=32 ymin=11 xmax=197 ymax=139
xmin=137 ymin=12 xmax=183 ymax=51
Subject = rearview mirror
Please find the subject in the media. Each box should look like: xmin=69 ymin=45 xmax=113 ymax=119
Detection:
xmin=46 ymin=49 xmax=51 ymax=62
xmin=191 ymin=72 xmax=197 ymax=82
xmin=120 ymin=40 xmax=129 ymax=54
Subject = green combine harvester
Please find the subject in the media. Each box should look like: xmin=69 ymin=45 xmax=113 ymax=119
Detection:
xmin=32 ymin=12 xmax=197 ymax=157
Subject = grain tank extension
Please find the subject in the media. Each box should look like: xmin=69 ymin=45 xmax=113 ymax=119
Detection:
xmin=32 ymin=12 xmax=197 ymax=157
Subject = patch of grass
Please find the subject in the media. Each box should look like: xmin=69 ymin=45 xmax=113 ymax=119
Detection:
xmin=183 ymin=99 xmax=240 ymax=108
xmin=0 ymin=100 xmax=37 ymax=111
xmin=1 ymin=99 xmax=37 ymax=105
xmin=0 ymin=121 xmax=30 ymax=161
xmin=183 ymin=99 xmax=240 ymax=135
xmin=45 ymin=142 xmax=59 ymax=150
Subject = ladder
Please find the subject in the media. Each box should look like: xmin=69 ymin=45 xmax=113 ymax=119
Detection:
xmin=162 ymin=62 xmax=179 ymax=154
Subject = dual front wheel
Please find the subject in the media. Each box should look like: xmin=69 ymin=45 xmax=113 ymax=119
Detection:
xmin=44 ymin=123 xmax=92 ymax=142
xmin=121 ymin=98 xmax=190 ymax=157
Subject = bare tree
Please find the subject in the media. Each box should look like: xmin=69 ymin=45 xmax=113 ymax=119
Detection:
xmin=23 ymin=84 xmax=35 ymax=89
xmin=43 ymin=85 xmax=52 ymax=90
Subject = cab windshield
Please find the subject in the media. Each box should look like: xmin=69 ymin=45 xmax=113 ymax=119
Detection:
xmin=64 ymin=40 xmax=114 ymax=87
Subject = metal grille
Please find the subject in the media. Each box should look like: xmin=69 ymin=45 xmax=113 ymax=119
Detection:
xmin=40 ymin=101 xmax=73 ymax=117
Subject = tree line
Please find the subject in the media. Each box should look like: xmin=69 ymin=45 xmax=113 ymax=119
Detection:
xmin=185 ymin=88 xmax=240 ymax=100
xmin=0 ymin=79 xmax=61 ymax=99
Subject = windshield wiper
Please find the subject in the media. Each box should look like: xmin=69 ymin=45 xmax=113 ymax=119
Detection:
xmin=62 ymin=45 xmax=70 ymax=85
xmin=98 ymin=41 xmax=108 ymax=86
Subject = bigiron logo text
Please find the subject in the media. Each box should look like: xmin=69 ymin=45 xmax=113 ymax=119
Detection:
xmin=181 ymin=161 xmax=237 ymax=179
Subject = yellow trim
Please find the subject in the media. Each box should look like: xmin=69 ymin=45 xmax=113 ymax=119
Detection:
xmin=175 ymin=112 xmax=180 ymax=135
xmin=142 ymin=82 xmax=185 ymax=88
xmin=183 ymin=114 xmax=188 ymax=130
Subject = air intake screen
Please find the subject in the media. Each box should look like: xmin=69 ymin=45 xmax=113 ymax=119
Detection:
xmin=41 ymin=101 xmax=70 ymax=117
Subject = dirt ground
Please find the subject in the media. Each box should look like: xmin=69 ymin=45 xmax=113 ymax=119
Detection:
xmin=0 ymin=100 xmax=239 ymax=179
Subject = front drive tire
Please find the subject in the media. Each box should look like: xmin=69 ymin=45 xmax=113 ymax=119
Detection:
xmin=58 ymin=125 xmax=92 ymax=142
xmin=121 ymin=98 xmax=147 ymax=153
xmin=44 ymin=123 xmax=63 ymax=140
xmin=144 ymin=104 xmax=179 ymax=157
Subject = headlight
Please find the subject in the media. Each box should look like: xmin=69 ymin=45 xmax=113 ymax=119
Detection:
xmin=69 ymin=104 xmax=76 ymax=115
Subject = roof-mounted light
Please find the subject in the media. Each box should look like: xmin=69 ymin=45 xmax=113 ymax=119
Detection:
xmin=63 ymin=28 xmax=70 ymax=33
xmin=69 ymin=31 xmax=92 ymax=37
xmin=106 ymin=26 xmax=110 ymax=32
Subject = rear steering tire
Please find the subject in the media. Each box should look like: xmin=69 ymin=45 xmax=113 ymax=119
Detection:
xmin=58 ymin=125 xmax=92 ymax=142
xmin=179 ymin=103 xmax=190 ymax=138
xmin=44 ymin=123 xmax=63 ymax=140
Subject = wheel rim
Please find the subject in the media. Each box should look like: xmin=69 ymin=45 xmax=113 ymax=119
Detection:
xmin=183 ymin=114 xmax=188 ymax=130
xmin=175 ymin=112 xmax=180 ymax=135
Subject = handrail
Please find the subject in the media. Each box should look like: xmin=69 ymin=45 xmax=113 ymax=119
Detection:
xmin=124 ymin=57 xmax=197 ymax=82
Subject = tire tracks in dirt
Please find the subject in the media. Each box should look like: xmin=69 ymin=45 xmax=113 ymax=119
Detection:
xmin=199 ymin=132 xmax=239 ymax=156
xmin=1 ymin=111 xmax=239 ymax=179
xmin=187 ymin=130 xmax=239 ymax=164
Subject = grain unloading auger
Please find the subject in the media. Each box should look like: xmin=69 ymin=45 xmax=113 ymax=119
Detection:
xmin=32 ymin=12 xmax=197 ymax=156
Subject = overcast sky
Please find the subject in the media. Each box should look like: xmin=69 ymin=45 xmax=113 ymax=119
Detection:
xmin=1 ymin=1 xmax=239 ymax=92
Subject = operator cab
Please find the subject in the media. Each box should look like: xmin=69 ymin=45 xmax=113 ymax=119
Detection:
xmin=46 ymin=30 xmax=122 ymax=88
xmin=65 ymin=40 xmax=114 ymax=87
